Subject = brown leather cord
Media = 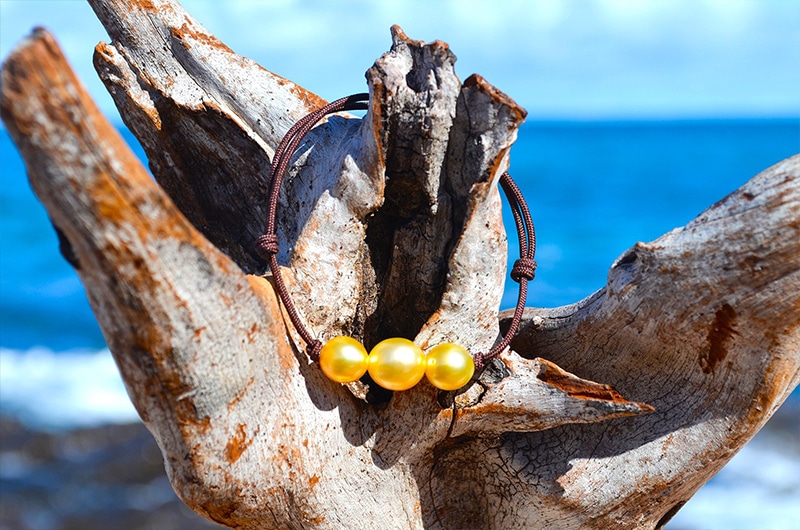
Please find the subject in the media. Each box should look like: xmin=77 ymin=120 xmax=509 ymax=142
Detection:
xmin=473 ymin=173 xmax=537 ymax=372
xmin=255 ymin=94 xmax=369 ymax=361
xmin=256 ymin=93 xmax=536 ymax=373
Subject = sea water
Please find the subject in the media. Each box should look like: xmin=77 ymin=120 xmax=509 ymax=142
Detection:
xmin=1 ymin=119 xmax=799 ymax=528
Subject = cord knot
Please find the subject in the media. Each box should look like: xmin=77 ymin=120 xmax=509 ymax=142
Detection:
xmin=307 ymin=340 xmax=323 ymax=362
xmin=511 ymin=257 xmax=537 ymax=282
xmin=472 ymin=352 xmax=488 ymax=374
xmin=254 ymin=234 xmax=279 ymax=259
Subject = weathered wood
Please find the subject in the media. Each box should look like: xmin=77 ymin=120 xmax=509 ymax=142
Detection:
xmin=1 ymin=0 xmax=797 ymax=527
xmin=488 ymin=154 xmax=800 ymax=527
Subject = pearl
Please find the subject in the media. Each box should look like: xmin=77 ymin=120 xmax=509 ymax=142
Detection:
xmin=425 ymin=343 xmax=475 ymax=391
xmin=367 ymin=338 xmax=426 ymax=391
xmin=319 ymin=336 xmax=368 ymax=383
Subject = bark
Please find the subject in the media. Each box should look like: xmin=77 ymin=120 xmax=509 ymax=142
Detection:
xmin=1 ymin=1 xmax=797 ymax=528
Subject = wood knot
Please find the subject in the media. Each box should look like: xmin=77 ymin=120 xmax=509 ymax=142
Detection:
xmin=700 ymin=303 xmax=738 ymax=374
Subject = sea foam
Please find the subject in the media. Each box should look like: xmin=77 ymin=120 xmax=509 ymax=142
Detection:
xmin=0 ymin=348 xmax=797 ymax=528
xmin=0 ymin=347 xmax=139 ymax=430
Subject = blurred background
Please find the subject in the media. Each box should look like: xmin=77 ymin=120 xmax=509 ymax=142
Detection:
xmin=1 ymin=1 xmax=798 ymax=529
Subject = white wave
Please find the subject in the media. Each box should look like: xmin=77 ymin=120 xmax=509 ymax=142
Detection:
xmin=0 ymin=349 xmax=797 ymax=529
xmin=0 ymin=347 xmax=139 ymax=430
xmin=667 ymin=430 xmax=800 ymax=529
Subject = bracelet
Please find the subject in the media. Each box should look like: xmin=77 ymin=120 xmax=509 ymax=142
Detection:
xmin=255 ymin=93 xmax=536 ymax=392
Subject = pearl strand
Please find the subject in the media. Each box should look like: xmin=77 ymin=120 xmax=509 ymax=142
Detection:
xmin=319 ymin=336 xmax=474 ymax=391
xmin=257 ymin=93 xmax=536 ymax=395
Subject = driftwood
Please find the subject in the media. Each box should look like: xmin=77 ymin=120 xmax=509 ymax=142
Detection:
xmin=1 ymin=0 xmax=798 ymax=528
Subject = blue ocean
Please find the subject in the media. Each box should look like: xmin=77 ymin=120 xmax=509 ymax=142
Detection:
xmin=1 ymin=119 xmax=799 ymax=528
xmin=3 ymin=120 xmax=798 ymax=349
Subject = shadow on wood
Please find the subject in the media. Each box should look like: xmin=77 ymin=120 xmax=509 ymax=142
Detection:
xmin=1 ymin=1 xmax=797 ymax=528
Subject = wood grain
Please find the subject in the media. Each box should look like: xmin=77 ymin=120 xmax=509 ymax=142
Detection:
xmin=1 ymin=1 xmax=797 ymax=527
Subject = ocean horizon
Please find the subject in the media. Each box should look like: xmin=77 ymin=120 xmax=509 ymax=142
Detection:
xmin=1 ymin=117 xmax=798 ymax=529
xmin=4 ymin=117 xmax=798 ymax=350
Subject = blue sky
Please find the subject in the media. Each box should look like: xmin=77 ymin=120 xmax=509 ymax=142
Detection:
xmin=1 ymin=0 xmax=799 ymax=121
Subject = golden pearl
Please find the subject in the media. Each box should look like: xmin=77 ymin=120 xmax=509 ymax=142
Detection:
xmin=319 ymin=336 xmax=368 ymax=383
xmin=367 ymin=338 xmax=427 ymax=391
xmin=425 ymin=343 xmax=475 ymax=391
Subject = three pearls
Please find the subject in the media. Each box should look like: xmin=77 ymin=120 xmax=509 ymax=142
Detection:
xmin=258 ymin=94 xmax=536 ymax=394
xmin=318 ymin=336 xmax=475 ymax=391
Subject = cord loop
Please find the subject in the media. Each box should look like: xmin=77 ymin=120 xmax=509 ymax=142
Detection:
xmin=257 ymin=93 xmax=536 ymax=381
